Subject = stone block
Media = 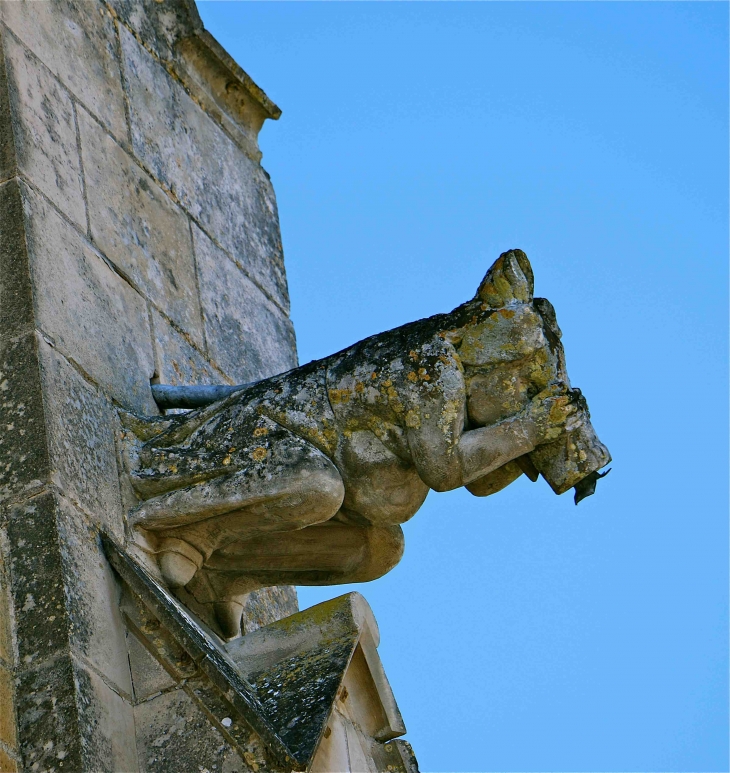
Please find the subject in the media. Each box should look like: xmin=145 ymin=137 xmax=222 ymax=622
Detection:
xmin=120 ymin=26 xmax=290 ymax=311
xmin=109 ymin=0 xmax=201 ymax=63
xmin=73 ymin=659 xmax=138 ymax=773
xmin=38 ymin=341 xmax=124 ymax=540
xmin=126 ymin=631 xmax=176 ymax=703
xmin=0 ymin=332 xmax=49 ymax=505
xmin=21 ymin=183 xmax=157 ymax=414
xmin=194 ymin=225 xmax=297 ymax=384
xmin=55 ymin=496 xmax=133 ymax=695
xmin=6 ymin=493 xmax=70 ymax=668
xmin=15 ymin=653 xmax=82 ymax=772
xmin=1 ymin=0 xmax=127 ymax=141
xmin=134 ymin=687 xmax=248 ymax=773
xmin=0 ymin=661 xmax=17 ymax=749
xmin=2 ymin=33 xmax=86 ymax=228
xmin=150 ymin=307 xmax=220 ymax=388
xmin=0 ymin=180 xmax=34 ymax=340
xmin=78 ymin=108 xmax=204 ymax=345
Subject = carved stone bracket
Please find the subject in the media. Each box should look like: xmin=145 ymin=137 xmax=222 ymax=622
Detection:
xmin=103 ymin=536 xmax=419 ymax=772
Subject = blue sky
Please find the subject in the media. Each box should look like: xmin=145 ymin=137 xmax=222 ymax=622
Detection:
xmin=198 ymin=3 xmax=728 ymax=771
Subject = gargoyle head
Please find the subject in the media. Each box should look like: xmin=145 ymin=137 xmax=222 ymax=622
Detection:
xmin=460 ymin=249 xmax=611 ymax=502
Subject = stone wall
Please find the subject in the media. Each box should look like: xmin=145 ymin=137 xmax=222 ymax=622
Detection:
xmin=0 ymin=1 xmax=299 ymax=769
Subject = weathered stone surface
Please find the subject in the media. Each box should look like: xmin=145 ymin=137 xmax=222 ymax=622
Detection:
xmin=0 ymin=661 xmax=17 ymax=749
xmin=173 ymin=32 xmax=280 ymax=165
xmin=194 ymin=224 xmax=297 ymax=384
xmin=21 ymin=183 xmax=157 ymax=413
xmin=79 ymin=108 xmax=204 ymax=345
xmin=2 ymin=0 xmax=313 ymax=767
xmin=74 ymin=659 xmax=138 ymax=773
xmin=126 ymin=631 xmax=176 ymax=703
xmin=0 ymin=36 xmax=17 ymax=184
xmin=109 ymin=0 xmax=201 ymax=63
xmin=118 ymin=587 xmax=199 ymax=683
xmin=2 ymin=32 xmax=86 ymax=227
xmin=134 ymin=687 xmax=247 ymax=773
xmin=309 ymin=710 xmax=351 ymax=773
xmin=227 ymin=593 xmax=404 ymax=769
xmin=0 ymin=745 xmax=19 ymax=773
xmin=344 ymin=720 xmax=378 ymax=773
xmin=150 ymin=307 xmax=221 ymax=388
xmin=1 ymin=0 xmax=127 ymax=141
xmin=55 ymin=496 xmax=132 ymax=694
xmin=38 ymin=341 xmax=124 ymax=539
xmin=0 ymin=530 xmax=14 ymax=666
xmin=15 ymin=654 xmax=82 ymax=772
xmin=120 ymin=26 xmax=290 ymax=310
xmin=372 ymin=740 xmax=420 ymax=773
xmin=0 ymin=180 xmax=34 ymax=339
xmin=0 ymin=333 xmax=49 ymax=505
xmin=240 ymin=586 xmax=299 ymax=636
xmin=185 ymin=676 xmax=283 ymax=772
xmin=6 ymin=493 xmax=70 ymax=668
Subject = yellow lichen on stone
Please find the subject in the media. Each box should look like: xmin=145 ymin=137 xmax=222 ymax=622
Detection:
xmin=328 ymin=388 xmax=351 ymax=405
xmin=438 ymin=399 xmax=461 ymax=441
xmin=405 ymin=410 xmax=421 ymax=429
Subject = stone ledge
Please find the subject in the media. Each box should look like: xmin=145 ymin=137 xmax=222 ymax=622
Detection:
xmin=174 ymin=30 xmax=281 ymax=163
xmin=110 ymin=0 xmax=280 ymax=163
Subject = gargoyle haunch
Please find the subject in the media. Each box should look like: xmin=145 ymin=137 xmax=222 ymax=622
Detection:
xmin=121 ymin=250 xmax=611 ymax=639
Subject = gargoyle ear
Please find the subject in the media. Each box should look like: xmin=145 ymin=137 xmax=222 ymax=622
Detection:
xmin=476 ymin=249 xmax=534 ymax=307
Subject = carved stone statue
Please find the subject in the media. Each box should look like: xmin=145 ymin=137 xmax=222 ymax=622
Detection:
xmin=121 ymin=250 xmax=611 ymax=639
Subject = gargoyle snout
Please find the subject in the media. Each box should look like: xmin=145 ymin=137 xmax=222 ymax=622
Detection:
xmin=527 ymin=402 xmax=612 ymax=500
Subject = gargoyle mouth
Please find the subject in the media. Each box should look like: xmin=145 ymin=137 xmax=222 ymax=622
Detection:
xmin=573 ymin=467 xmax=612 ymax=505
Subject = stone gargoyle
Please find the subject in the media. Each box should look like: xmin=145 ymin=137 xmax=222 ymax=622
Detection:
xmin=120 ymin=250 xmax=611 ymax=639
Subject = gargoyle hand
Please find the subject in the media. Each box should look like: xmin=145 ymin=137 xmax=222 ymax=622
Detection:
xmin=526 ymin=384 xmax=581 ymax=446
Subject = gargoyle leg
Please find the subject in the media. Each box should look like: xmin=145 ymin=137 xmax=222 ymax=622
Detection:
xmin=177 ymin=518 xmax=404 ymax=640
xmin=205 ymin=517 xmax=405 ymax=583
xmin=130 ymin=437 xmax=346 ymax=591
xmin=188 ymin=518 xmax=404 ymax=633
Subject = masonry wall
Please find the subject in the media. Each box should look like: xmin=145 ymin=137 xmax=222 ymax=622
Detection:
xmin=0 ymin=2 xmax=299 ymax=770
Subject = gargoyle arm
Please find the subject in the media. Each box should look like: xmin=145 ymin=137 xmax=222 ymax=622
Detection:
xmin=408 ymin=412 xmax=536 ymax=493
xmin=457 ymin=417 xmax=536 ymax=488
